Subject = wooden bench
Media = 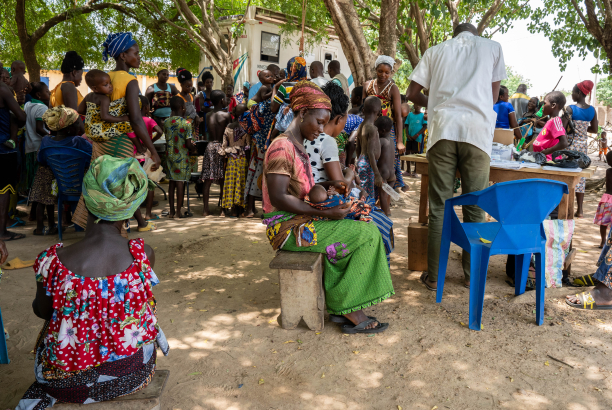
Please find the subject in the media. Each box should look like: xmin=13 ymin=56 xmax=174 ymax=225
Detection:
xmin=269 ymin=251 xmax=325 ymax=331
xmin=53 ymin=369 xmax=169 ymax=410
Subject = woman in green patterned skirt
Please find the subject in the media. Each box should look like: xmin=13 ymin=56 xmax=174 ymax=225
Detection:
xmin=262 ymin=81 xmax=393 ymax=334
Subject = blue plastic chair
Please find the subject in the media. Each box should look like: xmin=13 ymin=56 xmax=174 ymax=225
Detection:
xmin=39 ymin=147 xmax=92 ymax=240
xmin=0 ymin=307 xmax=9 ymax=363
xmin=436 ymin=179 xmax=568 ymax=331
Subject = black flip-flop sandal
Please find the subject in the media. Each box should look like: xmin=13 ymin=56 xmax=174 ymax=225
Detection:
xmin=1 ymin=231 xmax=26 ymax=241
xmin=329 ymin=314 xmax=376 ymax=325
xmin=566 ymin=292 xmax=612 ymax=310
xmin=341 ymin=318 xmax=389 ymax=334
xmin=420 ymin=272 xmax=436 ymax=291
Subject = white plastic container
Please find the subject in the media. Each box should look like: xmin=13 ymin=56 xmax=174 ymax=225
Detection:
xmin=382 ymin=183 xmax=401 ymax=201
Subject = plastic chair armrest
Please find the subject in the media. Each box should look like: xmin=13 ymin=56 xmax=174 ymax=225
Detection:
xmin=445 ymin=192 xmax=480 ymax=207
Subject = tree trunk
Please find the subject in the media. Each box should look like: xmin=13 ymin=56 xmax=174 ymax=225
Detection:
xmin=20 ymin=38 xmax=42 ymax=82
xmin=323 ymin=0 xmax=376 ymax=86
xmin=378 ymin=0 xmax=399 ymax=57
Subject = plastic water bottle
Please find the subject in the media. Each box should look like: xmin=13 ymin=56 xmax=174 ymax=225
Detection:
xmin=382 ymin=182 xmax=401 ymax=201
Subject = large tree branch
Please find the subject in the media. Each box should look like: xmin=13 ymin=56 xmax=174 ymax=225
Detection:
xmin=354 ymin=0 xmax=381 ymax=22
xmin=569 ymin=0 xmax=591 ymax=29
xmin=30 ymin=1 xmax=140 ymax=43
xmin=445 ymin=0 xmax=461 ymax=29
xmin=584 ymin=0 xmax=604 ymax=40
xmin=410 ymin=1 xmax=428 ymax=54
xmin=486 ymin=0 xmax=531 ymax=36
xmin=477 ymin=0 xmax=504 ymax=35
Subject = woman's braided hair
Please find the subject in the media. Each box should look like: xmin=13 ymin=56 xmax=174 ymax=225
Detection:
xmin=321 ymin=81 xmax=349 ymax=120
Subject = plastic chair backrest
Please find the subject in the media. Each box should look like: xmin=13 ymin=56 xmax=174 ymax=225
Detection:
xmin=39 ymin=147 xmax=91 ymax=197
xmin=470 ymin=179 xmax=568 ymax=225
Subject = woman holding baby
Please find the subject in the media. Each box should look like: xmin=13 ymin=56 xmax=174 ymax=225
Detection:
xmin=262 ymin=80 xmax=393 ymax=334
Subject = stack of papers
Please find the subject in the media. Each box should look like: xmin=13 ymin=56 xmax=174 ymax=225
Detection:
xmin=542 ymin=166 xmax=583 ymax=173
xmin=518 ymin=162 xmax=541 ymax=169
xmin=491 ymin=160 xmax=521 ymax=170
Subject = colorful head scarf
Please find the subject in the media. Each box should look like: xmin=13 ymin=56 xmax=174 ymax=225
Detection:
xmin=375 ymin=55 xmax=396 ymax=71
xmin=102 ymin=32 xmax=137 ymax=62
xmin=576 ymin=80 xmax=594 ymax=96
xmin=290 ymin=80 xmax=332 ymax=112
xmin=286 ymin=56 xmax=308 ymax=82
xmin=42 ymin=105 xmax=79 ymax=131
xmin=83 ymin=156 xmax=151 ymax=222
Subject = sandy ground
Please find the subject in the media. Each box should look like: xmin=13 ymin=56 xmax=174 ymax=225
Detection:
xmin=2 ymin=159 xmax=612 ymax=410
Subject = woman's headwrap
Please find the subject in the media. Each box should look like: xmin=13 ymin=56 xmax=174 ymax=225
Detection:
xmin=42 ymin=105 xmax=79 ymax=131
xmin=176 ymin=68 xmax=193 ymax=83
xmin=290 ymin=80 xmax=332 ymax=112
xmin=576 ymin=80 xmax=594 ymax=96
xmin=375 ymin=55 xmax=396 ymax=71
xmin=102 ymin=32 xmax=137 ymax=62
xmin=83 ymin=156 xmax=151 ymax=222
xmin=243 ymin=81 xmax=250 ymax=89
xmin=60 ymin=51 xmax=84 ymax=74
xmin=286 ymin=56 xmax=308 ymax=82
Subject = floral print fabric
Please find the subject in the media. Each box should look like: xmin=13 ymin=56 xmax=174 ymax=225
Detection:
xmin=34 ymin=239 xmax=161 ymax=372
xmin=569 ymin=119 xmax=589 ymax=193
xmin=164 ymin=116 xmax=193 ymax=181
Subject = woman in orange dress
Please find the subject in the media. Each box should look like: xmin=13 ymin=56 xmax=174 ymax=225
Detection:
xmin=50 ymin=51 xmax=84 ymax=111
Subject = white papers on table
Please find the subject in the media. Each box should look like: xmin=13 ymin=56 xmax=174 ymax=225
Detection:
xmin=490 ymin=160 xmax=521 ymax=170
xmin=517 ymin=162 xmax=542 ymax=169
xmin=542 ymin=166 xmax=583 ymax=173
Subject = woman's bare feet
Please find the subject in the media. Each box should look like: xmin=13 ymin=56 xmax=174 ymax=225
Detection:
xmin=566 ymin=283 xmax=612 ymax=306
xmin=343 ymin=310 xmax=379 ymax=329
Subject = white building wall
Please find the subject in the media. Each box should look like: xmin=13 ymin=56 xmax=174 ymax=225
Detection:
xmin=198 ymin=7 xmax=352 ymax=92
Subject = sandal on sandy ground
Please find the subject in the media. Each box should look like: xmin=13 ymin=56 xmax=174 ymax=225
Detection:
xmin=1 ymin=231 xmax=25 ymax=241
xmin=420 ymin=272 xmax=436 ymax=291
xmin=329 ymin=314 xmax=376 ymax=325
xmin=137 ymin=221 xmax=157 ymax=232
xmin=566 ymin=292 xmax=612 ymax=310
xmin=573 ymin=274 xmax=598 ymax=287
xmin=341 ymin=319 xmax=389 ymax=334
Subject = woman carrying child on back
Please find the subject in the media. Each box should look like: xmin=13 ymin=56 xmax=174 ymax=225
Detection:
xmin=78 ymin=69 xmax=146 ymax=156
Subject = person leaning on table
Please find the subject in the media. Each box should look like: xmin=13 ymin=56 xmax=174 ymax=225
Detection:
xmin=405 ymin=22 xmax=507 ymax=291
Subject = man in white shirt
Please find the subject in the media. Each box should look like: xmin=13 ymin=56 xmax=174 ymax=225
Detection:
xmin=309 ymin=61 xmax=329 ymax=88
xmin=406 ymin=23 xmax=506 ymax=291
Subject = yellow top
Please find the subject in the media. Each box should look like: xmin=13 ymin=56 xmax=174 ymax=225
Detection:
xmin=108 ymin=71 xmax=137 ymax=101
xmin=50 ymin=81 xmax=84 ymax=108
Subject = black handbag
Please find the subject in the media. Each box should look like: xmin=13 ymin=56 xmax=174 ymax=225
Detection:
xmin=548 ymin=149 xmax=591 ymax=169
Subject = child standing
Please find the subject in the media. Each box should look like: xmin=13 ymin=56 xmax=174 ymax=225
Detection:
xmin=594 ymin=151 xmax=612 ymax=248
xmin=374 ymin=116 xmax=397 ymax=216
xmin=79 ymin=69 xmax=146 ymax=156
xmin=599 ymin=131 xmax=608 ymax=162
xmin=532 ymin=92 xmax=569 ymax=161
xmin=356 ymin=96 xmax=383 ymax=199
xmin=220 ymin=104 xmax=249 ymax=217
xmin=202 ymin=90 xmax=231 ymax=216
xmin=24 ymin=82 xmax=50 ymax=222
xmin=164 ymin=96 xmax=195 ymax=218
xmin=404 ymin=104 xmax=427 ymax=177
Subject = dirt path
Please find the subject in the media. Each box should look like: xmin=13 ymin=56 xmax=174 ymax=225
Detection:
xmin=1 ymin=174 xmax=612 ymax=409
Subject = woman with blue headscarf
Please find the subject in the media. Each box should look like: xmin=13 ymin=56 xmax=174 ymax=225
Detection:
xmin=73 ymin=32 xmax=159 ymax=233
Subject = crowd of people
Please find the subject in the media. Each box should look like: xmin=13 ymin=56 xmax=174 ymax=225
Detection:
xmin=1 ymin=22 xmax=611 ymax=408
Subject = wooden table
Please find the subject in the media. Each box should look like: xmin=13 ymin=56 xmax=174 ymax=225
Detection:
xmin=400 ymin=154 xmax=596 ymax=224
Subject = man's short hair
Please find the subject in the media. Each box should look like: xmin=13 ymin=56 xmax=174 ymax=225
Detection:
xmin=328 ymin=60 xmax=340 ymax=72
xmin=170 ymin=95 xmax=185 ymax=111
xmin=211 ymin=90 xmax=226 ymax=105
xmin=516 ymin=84 xmax=528 ymax=93
xmin=546 ymin=91 xmax=566 ymax=108
xmin=453 ymin=23 xmax=478 ymax=37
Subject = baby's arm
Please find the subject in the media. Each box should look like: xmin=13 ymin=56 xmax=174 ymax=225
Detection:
xmin=366 ymin=126 xmax=383 ymax=187
xmin=77 ymin=94 xmax=89 ymax=115
xmin=99 ymin=94 xmax=129 ymax=123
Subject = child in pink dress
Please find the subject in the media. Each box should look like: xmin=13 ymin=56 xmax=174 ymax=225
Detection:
xmin=594 ymin=151 xmax=612 ymax=248
xmin=532 ymin=91 xmax=569 ymax=161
